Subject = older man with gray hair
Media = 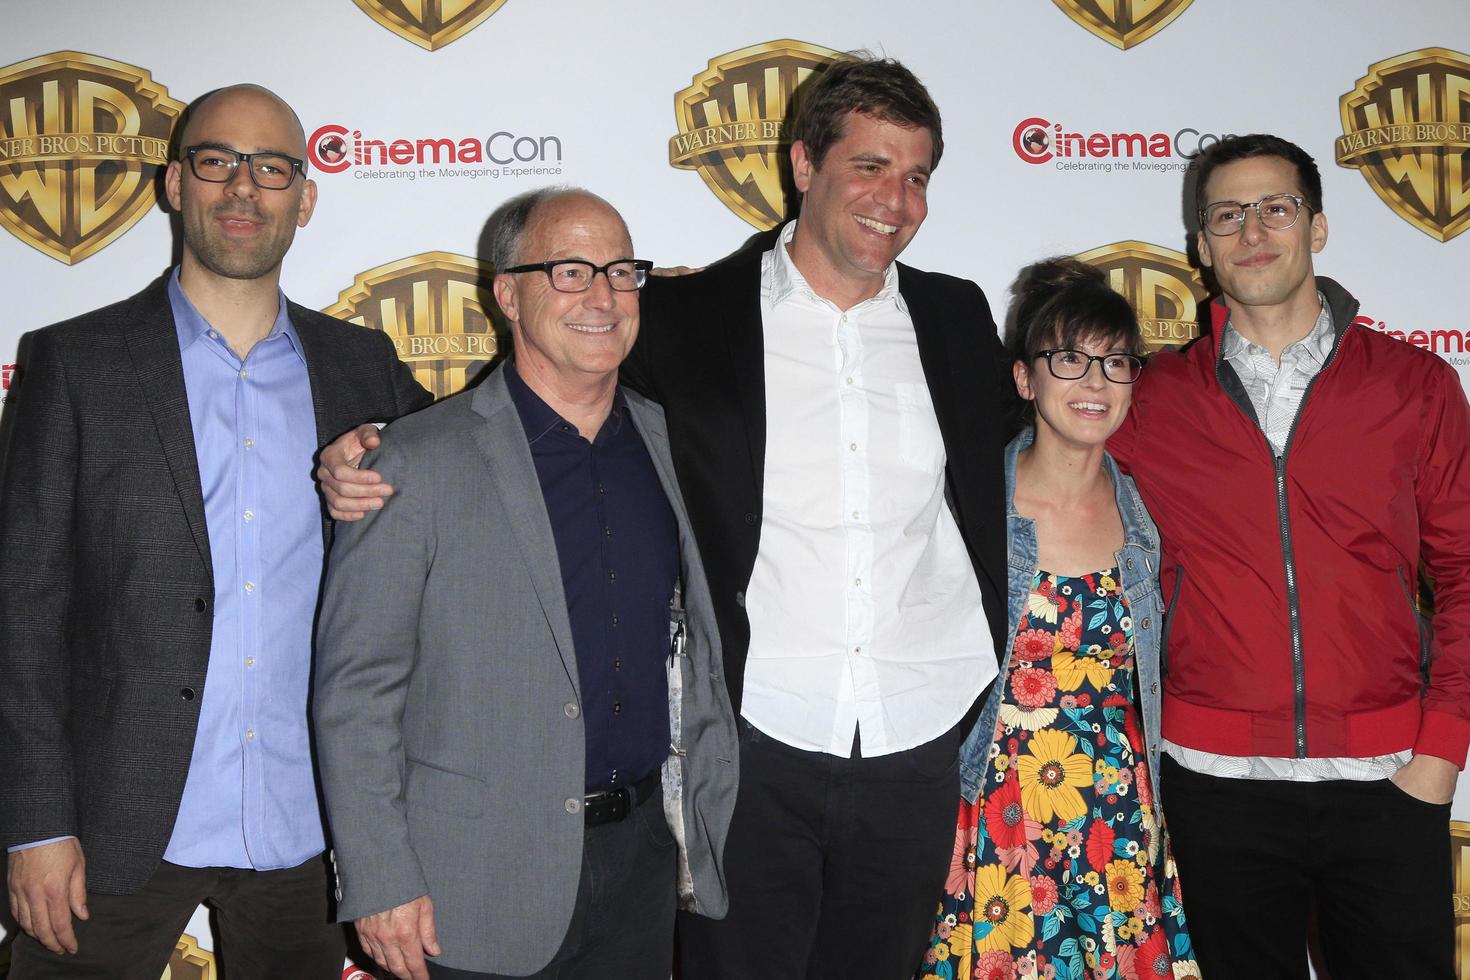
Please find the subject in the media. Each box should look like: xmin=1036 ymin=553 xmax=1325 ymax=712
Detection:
xmin=312 ymin=187 xmax=738 ymax=980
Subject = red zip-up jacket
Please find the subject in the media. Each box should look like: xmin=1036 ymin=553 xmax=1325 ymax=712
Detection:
xmin=1110 ymin=277 xmax=1470 ymax=766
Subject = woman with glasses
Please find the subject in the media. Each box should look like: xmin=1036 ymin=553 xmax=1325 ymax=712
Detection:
xmin=918 ymin=259 xmax=1198 ymax=980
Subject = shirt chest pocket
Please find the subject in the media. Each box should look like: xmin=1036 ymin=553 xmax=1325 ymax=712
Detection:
xmin=896 ymin=382 xmax=945 ymax=473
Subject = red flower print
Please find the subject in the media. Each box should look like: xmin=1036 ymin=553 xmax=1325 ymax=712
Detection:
xmin=976 ymin=950 xmax=1017 ymax=980
xmin=1137 ymin=927 xmax=1172 ymax=977
xmin=1058 ymin=609 xmax=1082 ymax=650
xmin=1014 ymin=628 xmax=1056 ymax=662
xmin=1085 ymin=821 xmax=1116 ymax=871
xmin=1028 ymin=873 xmax=1059 ymax=915
xmin=985 ymin=777 xmax=1039 ymax=851
xmin=1011 ymin=667 xmax=1059 ymax=708
xmin=1134 ymin=764 xmax=1153 ymax=809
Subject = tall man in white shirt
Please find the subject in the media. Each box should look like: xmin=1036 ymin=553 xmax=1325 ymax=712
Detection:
xmin=318 ymin=56 xmax=1016 ymax=977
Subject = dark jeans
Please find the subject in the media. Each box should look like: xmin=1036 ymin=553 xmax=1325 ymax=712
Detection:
xmin=677 ymin=720 xmax=962 ymax=980
xmin=1162 ymin=754 xmax=1454 ymax=979
xmin=427 ymin=787 xmax=677 ymax=979
xmin=8 ymin=852 xmax=343 ymax=980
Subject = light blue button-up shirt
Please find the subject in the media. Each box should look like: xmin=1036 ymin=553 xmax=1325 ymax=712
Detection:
xmin=161 ymin=269 xmax=325 ymax=869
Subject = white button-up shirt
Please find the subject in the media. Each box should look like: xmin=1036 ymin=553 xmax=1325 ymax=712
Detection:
xmin=740 ymin=222 xmax=995 ymax=758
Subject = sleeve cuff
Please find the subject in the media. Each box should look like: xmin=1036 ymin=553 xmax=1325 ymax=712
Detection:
xmin=1413 ymin=709 xmax=1470 ymax=769
xmin=7 ymin=835 xmax=77 ymax=853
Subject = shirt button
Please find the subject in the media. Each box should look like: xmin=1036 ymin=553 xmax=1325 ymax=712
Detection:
xmin=743 ymin=512 xmax=756 ymax=526
xmin=608 ymin=570 xmax=616 ymax=583
xmin=854 ymin=577 xmax=862 ymax=587
xmin=734 ymin=591 xmax=745 ymax=607
xmin=1125 ymin=558 xmax=1135 ymax=571
xmin=1150 ymin=682 xmax=1159 ymax=694
xmin=851 ymin=511 xmax=860 ymax=520
xmin=242 ymin=509 xmax=254 ymax=523
xmin=179 ymin=687 xmax=195 ymax=701
xmin=565 ymin=798 xmax=581 ymax=814
xmin=853 ymin=646 xmax=862 ymax=656
xmin=613 ymin=702 xmax=622 ymax=715
xmin=243 ymin=438 xmax=254 ymax=449
xmin=564 ymin=702 xmax=580 ymax=719
xmin=604 ymin=527 xmax=612 ymax=537
xmin=614 ymin=658 xmax=622 ymax=670
xmin=849 ymin=442 xmax=857 ymax=451
xmin=208 ymin=330 xmax=219 ymax=340
xmin=611 ymin=615 xmax=619 ymax=626
xmin=846 ymin=377 xmax=854 ymax=385
xmin=1141 ymin=617 xmax=1152 ymax=630
xmin=245 ymin=729 xmax=255 ymax=740
xmin=194 ymin=597 xmax=208 ymax=613
xmin=239 ymin=369 xmax=249 ymax=379
xmin=243 ymin=581 xmax=255 ymax=594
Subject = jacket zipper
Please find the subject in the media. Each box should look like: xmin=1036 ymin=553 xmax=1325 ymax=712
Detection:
xmin=1214 ymin=298 xmax=1353 ymax=758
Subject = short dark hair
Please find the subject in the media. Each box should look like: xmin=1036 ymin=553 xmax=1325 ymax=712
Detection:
xmin=1192 ymin=134 xmax=1323 ymax=218
xmin=788 ymin=53 xmax=943 ymax=172
xmin=1007 ymin=257 xmax=1143 ymax=366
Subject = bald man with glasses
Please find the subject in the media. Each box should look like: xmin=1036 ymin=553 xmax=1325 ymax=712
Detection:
xmin=0 ymin=84 xmax=430 ymax=979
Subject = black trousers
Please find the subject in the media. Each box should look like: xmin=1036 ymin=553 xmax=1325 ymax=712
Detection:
xmin=428 ymin=787 xmax=677 ymax=979
xmin=7 ymin=852 xmax=343 ymax=980
xmin=677 ymin=720 xmax=962 ymax=980
xmin=1161 ymin=754 xmax=1454 ymax=979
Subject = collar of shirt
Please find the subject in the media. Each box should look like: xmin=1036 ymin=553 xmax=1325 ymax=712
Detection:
xmin=166 ymin=267 xmax=304 ymax=366
xmin=504 ymin=357 xmax=625 ymax=445
xmin=762 ymin=219 xmax=907 ymax=316
xmin=1221 ymin=291 xmax=1334 ymax=375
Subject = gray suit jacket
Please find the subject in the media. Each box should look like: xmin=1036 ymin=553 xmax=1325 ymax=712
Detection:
xmin=313 ymin=364 xmax=738 ymax=975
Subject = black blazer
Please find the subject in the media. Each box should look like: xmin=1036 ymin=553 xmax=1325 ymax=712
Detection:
xmin=624 ymin=236 xmax=1017 ymax=715
xmin=0 ymin=276 xmax=431 ymax=894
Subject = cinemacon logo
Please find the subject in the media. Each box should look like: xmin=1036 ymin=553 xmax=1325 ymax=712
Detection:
xmin=1013 ymin=117 xmax=1237 ymax=168
xmin=308 ymin=123 xmax=562 ymax=174
xmin=1355 ymin=315 xmax=1470 ymax=355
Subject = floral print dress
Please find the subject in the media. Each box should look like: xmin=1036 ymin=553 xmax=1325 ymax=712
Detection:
xmin=920 ymin=569 xmax=1198 ymax=980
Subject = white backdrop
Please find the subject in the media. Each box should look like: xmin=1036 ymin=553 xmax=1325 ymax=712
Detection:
xmin=2 ymin=1 xmax=1468 ymax=975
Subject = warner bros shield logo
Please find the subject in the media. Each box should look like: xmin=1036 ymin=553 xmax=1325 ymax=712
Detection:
xmin=0 ymin=51 xmax=183 ymax=264
xmin=324 ymin=251 xmax=500 ymax=399
xmin=669 ymin=40 xmax=845 ymax=231
xmin=352 ymin=0 xmax=510 ymax=51
xmin=1337 ymin=48 xmax=1470 ymax=243
xmin=1051 ymin=0 xmax=1195 ymax=50
xmin=1075 ymin=240 xmax=1209 ymax=353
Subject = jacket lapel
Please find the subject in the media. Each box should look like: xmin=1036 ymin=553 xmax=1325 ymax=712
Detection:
xmin=722 ymin=253 xmax=768 ymax=494
xmin=121 ymin=280 xmax=211 ymax=572
xmin=468 ymin=368 xmax=580 ymax=697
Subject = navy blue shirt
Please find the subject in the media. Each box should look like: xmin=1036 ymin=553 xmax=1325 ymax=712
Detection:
xmin=506 ymin=361 xmax=678 ymax=793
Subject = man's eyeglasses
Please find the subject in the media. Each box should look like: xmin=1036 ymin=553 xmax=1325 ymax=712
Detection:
xmin=503 ymin=259 xmax=653 ymax=293
xmin=1034 ymin=349 xmax=1144 ymax=384
xmin=1199 ymin=194 xmax=1309 ymax=237
xmin=184 ymin=145 xmax=306 ymax=190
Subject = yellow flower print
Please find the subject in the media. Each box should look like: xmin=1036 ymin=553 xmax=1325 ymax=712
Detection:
xmin=972 ymin=863 xmax=1035 ymax=953
xmin=1105 ymin=858 xmax=1145 ymax=913
xmin=1052 ymin=650 xmax=1115 ymax=691
xmin=1016 ymin=729 xmax=1092 ymax=824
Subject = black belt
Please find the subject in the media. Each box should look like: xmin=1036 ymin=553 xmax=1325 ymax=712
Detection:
xmin=584 ymin=769 xmax=661 ymax=827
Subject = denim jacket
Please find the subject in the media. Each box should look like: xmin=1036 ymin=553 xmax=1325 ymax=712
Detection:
xmin=959 ymin=429 xmax=1168 ymax=819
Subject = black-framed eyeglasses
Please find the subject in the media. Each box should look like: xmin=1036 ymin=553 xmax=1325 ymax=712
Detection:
xmin=1034 ymin=349 xmax=1144 ymax=384
xmin=1199 ymin=194 xmax=1309 ymax=237
xmin=184 ymin=144 xmax=306 ymax=190
xmin=503 ymin=259 xmax=653 ymax=293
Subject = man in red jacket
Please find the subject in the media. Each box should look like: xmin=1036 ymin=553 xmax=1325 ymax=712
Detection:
xmin=1110 ymin=133 xmax=1470 ymax=977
